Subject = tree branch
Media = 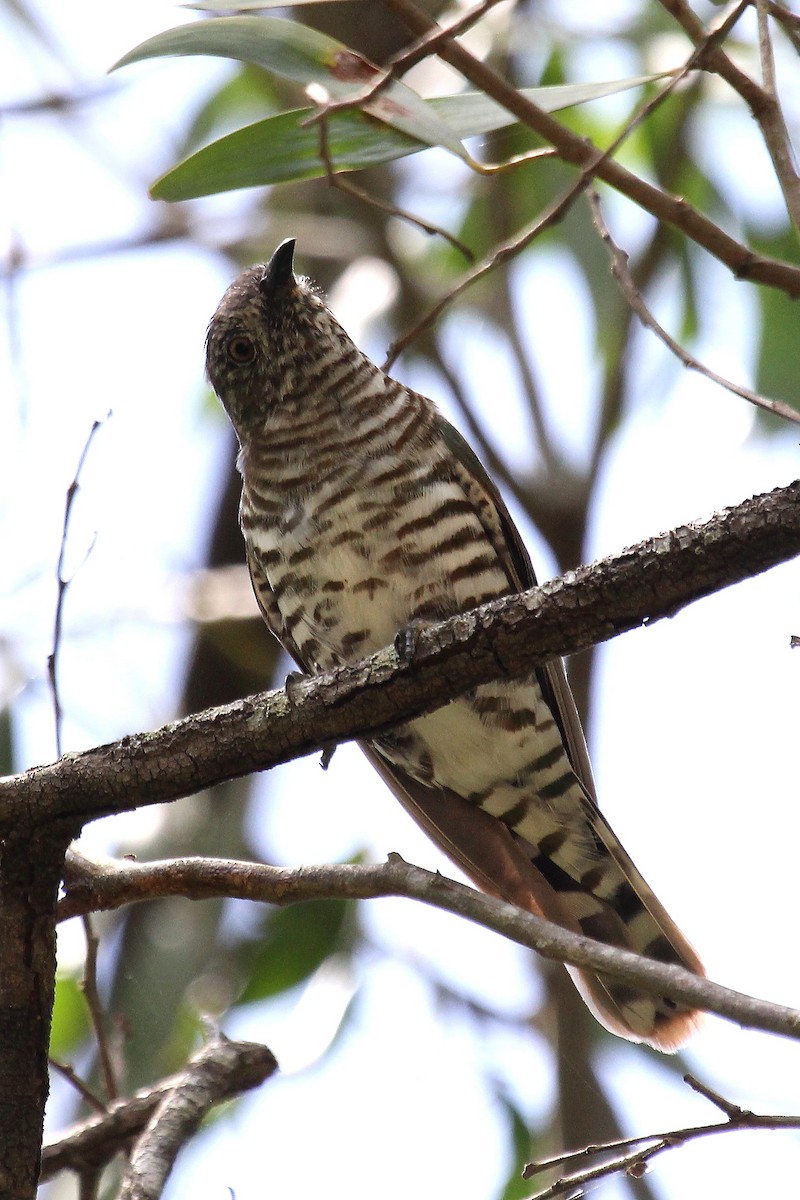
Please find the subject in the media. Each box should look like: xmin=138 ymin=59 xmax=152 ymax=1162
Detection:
xmin=59 ymin=850 xmax=800 ymax=1043
xmin=2 ymin=479 xmax=798 ymax=832
xmin=41 ymin=1034 xmax=277 ymax=1187
xmin=385 ymin=0 xmax=800 ymax=297
xmin=0 ymin=823 xmax=73 ymax=1198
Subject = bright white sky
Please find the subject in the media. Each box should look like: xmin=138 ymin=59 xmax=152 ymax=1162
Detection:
xmin=3 ymin=4 xmax=800 ymax=1199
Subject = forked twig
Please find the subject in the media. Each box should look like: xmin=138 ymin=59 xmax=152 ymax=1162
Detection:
xmin=117 ymin=1035 xmax=278 ymax=1200
xmin=42 ymin=1034 xmax=278 ymax=1188
xmin=521 ymin=1073 xmax=800 ymax=1197
xmin=303 ymin=0 xmax=505 ymax=127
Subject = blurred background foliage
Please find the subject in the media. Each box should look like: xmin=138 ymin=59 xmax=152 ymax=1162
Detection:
xmin=2 ymin=1 xmax=799 ymax=1197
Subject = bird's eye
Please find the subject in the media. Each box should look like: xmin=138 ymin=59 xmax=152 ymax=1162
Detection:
xmin=226 ymin=334 xmax=256 ymax=365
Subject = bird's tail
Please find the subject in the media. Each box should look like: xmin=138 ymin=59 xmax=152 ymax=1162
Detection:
xmin=532 ymin=797 xmax=704 ymax=1050
xmin=365 ymin=744 xmax=702 ymax=1050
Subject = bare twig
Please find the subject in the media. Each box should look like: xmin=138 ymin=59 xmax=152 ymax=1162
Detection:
xmin=48 ymin=1058 xmax=107 ymax=1115
xmin=659 ymin=0 xmax=800 ymax=229
xmin=314 ymin=113 xmax=474 ymax=260
xmin=117 ymin=1034 xmax=278 ymax=1200
xmin=683 ymin=1072 xmax=748 ymax=1117
xmin=59 ymin=850 xmax=800 ymax=1044
xmin=767 ymin=1 xmax=800 ymax=55
xmin=588 ymin=188 xmax=800 ymax=425
xmin=521 ymin=1073 xmax=800 ymax=1197
xmin=384 ymin=171 xmax=591 ymax=367
xmin=80 ymin=914 xmax=119 ymax=1101
xmin=657 ymin=0 xmax=767 ymax=106
xmin=48 ymin=416 xmax=107 ymax=757
xmin=41 ymin=1034 xmax=278 ymax=1185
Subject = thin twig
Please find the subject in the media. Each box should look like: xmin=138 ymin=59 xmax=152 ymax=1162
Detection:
xmin=586 ymin=73 xmax=701 ymax=481
xmin=383 ymin=172 xmax=590 ymax=368
xmin=48 ymin=1057 xmax=108 ymax=1115
xmin=656 ymin=0 xmax=767 ymax=105
xmin=659 ymin=0 xmax=800 ymax=230
xmin=303 ymin=0 xmax=505 ymax=127
xmin=81 ymin=913 xmax=119 ymax=1101
xmin=683 ymin=1072 xmax=748 ymax=1118
xmin=588 ymin=188 xmax=800 ymax=426
xmin=48 ymin=416 xmax=107 ymax=757
xmin=756 ymin=0 xmax=800 ymax=229
xmin=59 ymin=850 xmax=800 ymax=1044
xmin=767 ymin=1 xmax=800 ymax=55
xmin=521 ymin=1073 xmax=800 ymax=1197
xmin=315 ymin=113 xmax=474 ymax=260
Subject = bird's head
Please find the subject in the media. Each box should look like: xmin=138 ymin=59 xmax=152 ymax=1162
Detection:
xmin=205 ymin=239 xmax=336 ymax=433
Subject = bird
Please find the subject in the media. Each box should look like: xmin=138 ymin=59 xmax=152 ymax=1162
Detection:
xmin=205 ymin=238 xmax=703 ymax=1049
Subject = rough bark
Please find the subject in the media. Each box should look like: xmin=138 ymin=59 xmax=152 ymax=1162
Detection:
xmin=2 ymin=478 xmax=797 ymax=833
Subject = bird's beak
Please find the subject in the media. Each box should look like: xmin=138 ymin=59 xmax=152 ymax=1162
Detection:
xmin=261 ymin=238 xmax=296 ymax=294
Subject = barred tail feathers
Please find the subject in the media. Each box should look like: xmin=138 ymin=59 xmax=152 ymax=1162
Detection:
xmin=513 ymin=790 xmax=704 ymax=1050
xmin=363 ymin=744 xmax=702 ymax=1050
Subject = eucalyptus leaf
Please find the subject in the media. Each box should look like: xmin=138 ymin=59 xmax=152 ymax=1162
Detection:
xmin=150 ymin=76 xmax=664 ymax=200
xmin=49 ymin=976 xmax=91 ymax=1058
xmin=114 ymin=16 xmax=471 ymax=163
xmin=239 ymin=898 xmax=353 ymax=1003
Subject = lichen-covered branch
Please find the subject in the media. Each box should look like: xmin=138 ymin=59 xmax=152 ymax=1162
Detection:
xmin=2 ymin=479 xmax=798 ymax=834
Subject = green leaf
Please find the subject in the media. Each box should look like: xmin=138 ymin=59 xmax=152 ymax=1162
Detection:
xmin=113 ymin=16 xmax=471 ymax=163
xmin=493 ymin=1090 xmax=538 ymax=1200
xmin=0 ymin=707 xmax=13 ymax=775
xmin=114 ymin=16 xmax=338 ymax=84
xmin=750 ymin=225 xmax=800 ymax=430
xmin=238 ymin=898 xmax=353 ymax=1004
xmin=49 ymin=975 xmax=91 ymax=1059
xmin=150 ymin=77 xmax=663 ymax=200
xmin=181 ymin=63 xmax=281 ymax=155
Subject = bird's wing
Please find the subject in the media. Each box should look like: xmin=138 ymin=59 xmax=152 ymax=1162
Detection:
xmin=361 ymin=415 xmax=702 ymax=1050
xmin=245 ymin=543 xmax=308 ymax=668
xmin=437 ymin=416 xmax=597 ymax=801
